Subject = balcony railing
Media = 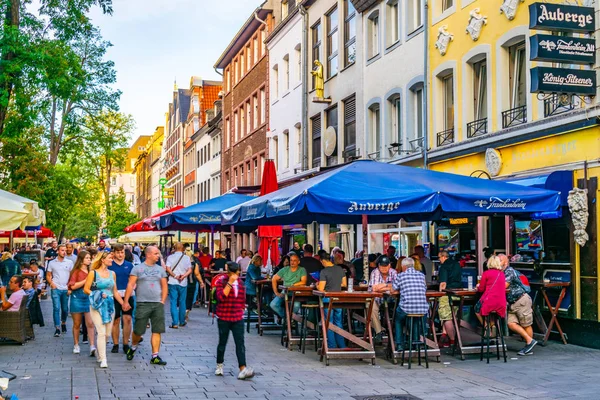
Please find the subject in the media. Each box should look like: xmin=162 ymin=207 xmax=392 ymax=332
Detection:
xmin=544 ymin=95 xmax=576 ymax=118
xmin=466 ymin=117 xmax=488 ymax=138
xmin=342 ymin=146 xmax=360 ymax=161
xmin=408 ymin=137 xmax=423 ymax=152
xmin=501 ymin=105 xmax=527 ymax=129
xmin=436 ymin=128 xmax=454 ymax=147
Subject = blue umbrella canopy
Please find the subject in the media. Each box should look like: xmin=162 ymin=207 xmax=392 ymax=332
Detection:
xmin=158 ymin=193 xmax=255 ymax=231
xmin=221 ymin=160 xmax=562 ymax=226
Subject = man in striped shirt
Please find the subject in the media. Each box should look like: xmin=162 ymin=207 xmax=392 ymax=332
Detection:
xmin=392 ymin=257 xmax=429 ymax=350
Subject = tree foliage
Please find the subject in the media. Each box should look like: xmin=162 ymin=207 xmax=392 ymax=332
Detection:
xmin=105 ymin=188 xmax=137 ymax=238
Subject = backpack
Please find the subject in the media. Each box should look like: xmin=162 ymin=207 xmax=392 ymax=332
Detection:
xmin=513 ymin=269 xmax=531 ymax=293
xmin=209 ymin=273 xmax=227 ymax=322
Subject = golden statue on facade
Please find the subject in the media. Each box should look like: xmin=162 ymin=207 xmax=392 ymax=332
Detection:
xmin=311 ymin=60 xmax=324 ymax=99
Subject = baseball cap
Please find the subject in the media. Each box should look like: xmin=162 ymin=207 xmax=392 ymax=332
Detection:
xmin=377 ymin=256 xmax=391 ymax=266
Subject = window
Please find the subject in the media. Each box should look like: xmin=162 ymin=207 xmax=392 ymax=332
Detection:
xmin=343 ymin=96 xmax=356 ymax=157
xmin=234 ymin=59 xmax=239 ymax=83
xmin=295 ymin=45 xmax=302 ymax=82
xmin=273 ymin=64 xmax=279 ymax=98
xmin=386 ymin=0 xmax=399 ymax=48
xmin=367 ymin=11 xmax=380 ymax=59
xmin=283 ymin=130 xmax=289 ymax=168
xmin=110 ymin=176 xmax=117 ymax=186
xmin=273 ymin=136 xmax=279 ymax=171
xmin=254 ymin=158 xmax=259 ymax=184
xmin=368 ymin=104 xmax=381 ymax=156
xmin=389 ymin=95 xmax=401 ymax=147
xmin=246 ymin=101 xmax=251 ymax=133
xmin=326 ymin=106 xmax=338 ymax=166
xmin=473 ymin=59 xmax=487 ymax=120
xmin=311 ymin=22 xmax=322 ymax=89
xmin=260 ymin=88 xmax=266 ymax=124
xmin=295 ymin=123 xmax=302 ymax=165
xmin=407 ymin=0 xmax=423 ymax=33
xmin=240 ymin=104 xmax=245 ymax=138
xmin=442 ymin=0 xmax=453 ymax=12
xmin=225 ymin=118 xmax=231 ymax=149
xmin=442 ymin=74 xmax=454 ymax=131
xmin=253 ymin=94 xmax=259 ymax=128
xmin=246 ymin=161 xmax=251 ymax=185
xmin=283 ymin=54 xmax=290 ymax=92
xmin=240 ymin=51 xmax=245 ymax=76
xmin=282 ymin=0 xmax=289 ymax=19
xmin=247 ymin=45 xmax=252 ymax=69
xmin=509 ymin=42 xmax=526 ymax=109
xmin=261 ymin=28 xmax=266 ymax=54
xmin=240 ymin=164 xmax=244 ymax=185
xmin=311 ymin=114 xmax=321 ymax=167
xmin=344 ymin=0 xmax=356 ymax=67
xmin=234 ymin=111 xmax=239 ymax=142
xmin=234 ymin=168 xmax=238 ymax=186
xmin=254 ymin=37 xmax=259 ymax=62
xmin=327 ymin=7 xmax=339 ymax=78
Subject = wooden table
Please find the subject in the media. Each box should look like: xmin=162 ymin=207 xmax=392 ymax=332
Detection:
xmin=314 ymin=290 xmax=381 ymax=366
xmin=384 ymin=291 xmax=443 ymax=364
xmin=280 ymin=285 xmax=318 ymax=351
xmin=445 ymin=288 xmax=507 ymax=360
xmin=530 ymin=281 xmax=570 ymax=345
xmin=254 ymin=279 xmax=281 ymax=335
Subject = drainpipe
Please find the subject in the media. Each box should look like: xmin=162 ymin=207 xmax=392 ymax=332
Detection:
xmin=422 ymin=0 xmax=430 ymax=245
xmin=214 ymin=67 xmax=222 ymax=77
xmin=254 ymin=11 xmax=268 ymax=29
xmin=300 ymin=4 xmax=309 ymax=172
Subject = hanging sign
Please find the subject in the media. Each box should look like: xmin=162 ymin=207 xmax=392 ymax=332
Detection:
xmin=529 ymin=3 xmax=595 ymax=32
xmin=530 ymin=67 xmax=596 ymax=96
xmin=530 ymin=34 xmax=596 ymax=65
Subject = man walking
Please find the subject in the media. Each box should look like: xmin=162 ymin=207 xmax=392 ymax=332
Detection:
xmin=44 ymin=240 xmax=58 ymax=266
xmin=65 ymin=243 xmax=78 ymax=264
xmin=124 ymin=246 xmax=168 ymax=365
xmin=165 ymin=242 xmax=192 ymax=328
xmin=214 ymin=262 xmax=255 ymax=380
xmin=46 ymin=244 xmax=74 ymax=337
xmin=109 ymin=244 xmax=135 ymax=353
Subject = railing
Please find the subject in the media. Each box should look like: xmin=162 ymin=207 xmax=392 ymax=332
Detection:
xmin=342 ymin=146 xmax=360 ymax=161
xmin=501 ymin=105 xmax=527 ymax=129
xmin=544 ymin=95 xmax=575 ymax=118
xmin=436 ymin=128 xmax=454 ymax=147
xmin=408 ymin=137 xmax=423 ymax=152
xmin=466 ymin=117 xmax=488 ymax=138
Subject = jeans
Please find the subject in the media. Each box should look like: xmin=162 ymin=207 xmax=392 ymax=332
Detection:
xmin=168 ymin=284 xmax=187 ymax=326
xmin=325 ymin=306 xmax=345 ymax=349
xmin=394 ymin=308 xmax=427 ymax=348
xmin=216 ymin=319 xmax=246 ymax=367
xmin=186 ymin=283 xmax=197 ymax=311
xmin=269 ymin=295 xmax=300 ymax=319
xmin=51 ymin=289 xmax=69 ymax=328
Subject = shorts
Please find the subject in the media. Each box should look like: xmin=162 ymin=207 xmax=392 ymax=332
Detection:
xmin=114 ymin=296 xmax=134 ymax=318
xmin=438 ymin=295 xmax=459 ymax=321
xmin=508 ymin=294 xmax=533 ymax=327
xmin=134 ymin=302 xmax=165 ymax=336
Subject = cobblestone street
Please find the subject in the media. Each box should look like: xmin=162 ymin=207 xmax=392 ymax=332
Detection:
xmin=1 ymin=298 xmax=600 ymax=400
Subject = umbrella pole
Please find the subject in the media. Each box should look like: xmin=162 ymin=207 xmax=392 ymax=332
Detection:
xmin=230 ymin=225 xmax=235 ymax=261
xmin=195 ymin=230 xmax=199 ymax=251
xmin=210 ymin=225 xmax=215 ymax=254
xmin=362 ymin=215 xmax=369 ymax=284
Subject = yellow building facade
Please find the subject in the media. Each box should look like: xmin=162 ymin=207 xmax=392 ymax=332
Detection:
xmin=426 ymin=0 xmax=600 ymax=338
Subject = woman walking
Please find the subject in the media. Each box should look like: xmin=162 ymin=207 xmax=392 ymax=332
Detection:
xmin=67 ymin=251 xmax=96 ymax=356
xmin=84 ymin=252 xmax=125 ymax=368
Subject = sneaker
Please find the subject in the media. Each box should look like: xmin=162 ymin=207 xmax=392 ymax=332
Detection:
xmin=373 ymin=332 xmax=383 ymax=345
xmin=238 ymin=367 xmax=255 ymax=380
xmin=517 ymin=347 xmax=528 ymax=356
xmin=61 ymin=324 xmax=67 ymax=333
xmin=439 ymin=334 xmax=449 ymax=348
xmin=523 ymin=339 xmax=538 ymax=355
xmin=180 ymin=322 xmax=187 ymax=327
xmin=215 ymin=364 xmax=224 ymax=376
xmin=54 ymin=329 xmax=61 ymax=337
xmin=73 ymin=345 xmax=80 ymax=354
xmin=82 ymin=337 xmax=89 ymax=344
xmin=111 ymin=344 xmax=119 ymax=353
xmin=100 ymin=360 xmax=108 ymax=368
xmin=90 ymin=347 xmax=97 ymax=357
xmin=126 ymin=347 xmax=137 ymax=361
xmin=123 ymin=344 xmax=130 ymax=354
xmin=150 ymin=356 xmax=167 ymax=365
xmin=169 ymin=325 xmax=178 ymax=329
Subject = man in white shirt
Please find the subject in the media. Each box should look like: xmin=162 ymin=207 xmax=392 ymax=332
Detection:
xmin=46 ymin=244 xmax=74 ymax=337
xmin=235 ymin=249 xmax=251 ymax=273
xmin=0 ymin=275 xmax=26 ymax=311
xmin=165 ymin=242 xmax=192 ymax=328
xmin=65 ymin=243 xmax=78 ymax=264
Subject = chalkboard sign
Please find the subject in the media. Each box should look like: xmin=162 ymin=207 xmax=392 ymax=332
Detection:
xmin=14 ymin=250 xmax=44 ymax=268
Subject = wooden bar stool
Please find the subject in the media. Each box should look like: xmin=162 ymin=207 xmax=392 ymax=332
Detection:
xmin=300 ymin=304 xmax=321 ymax=354
xmin=401 ymin=314 xmax=428 ymax=369
xmin=480 ymin=311 xmax=507 ymax=363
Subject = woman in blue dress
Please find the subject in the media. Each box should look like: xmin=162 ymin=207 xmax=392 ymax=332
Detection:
xmin=67 ymin=250 xmax=96 ymax=356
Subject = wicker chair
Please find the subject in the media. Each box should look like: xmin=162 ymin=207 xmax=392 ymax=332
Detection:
xmin=0 ymin=298 xmax=28 ymax=344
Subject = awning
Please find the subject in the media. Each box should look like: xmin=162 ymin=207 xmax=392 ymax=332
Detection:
xmin=124 ymin=206 xmax=184 ymax=233
xmin=502 ymin=170 xmax=573 ymax=206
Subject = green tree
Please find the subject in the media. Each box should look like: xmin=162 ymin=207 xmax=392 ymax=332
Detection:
xmin=105 ymin=188 xmax=138 ymax=238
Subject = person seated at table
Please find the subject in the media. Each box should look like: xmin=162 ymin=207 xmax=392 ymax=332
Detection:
xmin=273 ymin=255 xmax=290 ymax=276
xmin=0 ymin=252 xmax=20 ymax=287
xmin=334 ymin=250 xmax=355 ymax=280
xmin=499 ymin=254 xmax=536 ymax=356
xmin=438 ymin=251 xmax=462 ymax=348
xmin=0 ymin=275 xmax=25 ymax=311
xmin=300 ymin=244 xmax=322 ymax=285
xmin=394 ymin=256 xmax=406 ymax=273
xmin=317 ymin=252 xmax=347 ymax=349
xmin=270 ymin=254 xmax=307 ymax=319
xmin=245 ymin=255 xmax=263 ymax=311
xmin=410 ymin=254 xmax=423 ymax=274
xmin=392 ymin=257 xmax=428 ymax=350
xmin=368 ymin=256 xmax=398 ymax=344
xmin=475 ymin=255 xmax=507 ymax=337
xmin=210 ymin=251 xmax=227 ymax=271
xmin=22 ymin=277 xmax=36 ymax=307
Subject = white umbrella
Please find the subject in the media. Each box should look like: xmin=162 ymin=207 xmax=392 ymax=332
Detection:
xmin=0 ymin=189 xmax=46 ymax=229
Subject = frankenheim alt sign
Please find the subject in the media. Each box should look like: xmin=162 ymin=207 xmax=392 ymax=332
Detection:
xmin=529 ymin=2 xmax=596 ymax=96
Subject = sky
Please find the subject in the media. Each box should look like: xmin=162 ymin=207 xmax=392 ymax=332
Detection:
xmin=89 ymin=0 xmax=262 ymax=143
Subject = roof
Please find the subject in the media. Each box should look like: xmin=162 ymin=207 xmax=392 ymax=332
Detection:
xmin=214 ymin=7 xmax=271 ymax=69
xmin=350 ymin=0 xmax=380 ymax=13
xmin=178 ymin=89 xmax=191 ymax=123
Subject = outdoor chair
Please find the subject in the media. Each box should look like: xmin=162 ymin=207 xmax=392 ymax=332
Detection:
xmin=480 ymin=311 xmax=507 ymax=363
xmin=0 ymin=300 xmax=29 ymax=344
xmin=400 ymin=314 xmax=429 ymax=369
xmin=299 ymin=303 xmax=321 ymax=354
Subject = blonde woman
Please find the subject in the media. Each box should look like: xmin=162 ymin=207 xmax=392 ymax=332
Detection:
xmin=67 ymin=251 xmax=96 ymax=356
xmin=83 ymin=252 xmax=125 ymax=368
xmin=410 ymin=254 xmax=423 ymax=273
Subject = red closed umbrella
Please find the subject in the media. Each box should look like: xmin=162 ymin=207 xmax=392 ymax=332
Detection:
xmin=257 ymin=160 xmax=282 ymax=267
xmin=124 ymin=206 xmax=184 ymax=233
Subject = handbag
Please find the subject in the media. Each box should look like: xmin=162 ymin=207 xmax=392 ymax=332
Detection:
xmin=475 ymin=271 xmax=502 ymax=313
xmin=90 ymin=270 xmax=98 ymax=292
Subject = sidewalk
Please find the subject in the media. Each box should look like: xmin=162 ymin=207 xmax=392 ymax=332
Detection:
xmin=1 ymin=297 xmax=599 ymax=400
